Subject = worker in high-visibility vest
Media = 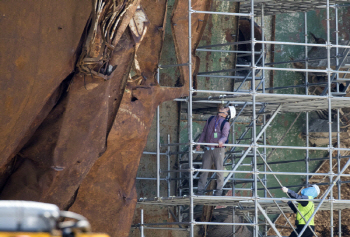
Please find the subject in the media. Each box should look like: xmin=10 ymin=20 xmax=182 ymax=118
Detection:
xmin=282 ymin=184 xmax=320 ymax=237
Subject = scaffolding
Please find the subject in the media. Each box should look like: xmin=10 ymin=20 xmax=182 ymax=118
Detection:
xmin=134 ymin=0 xmax=350 ymax=236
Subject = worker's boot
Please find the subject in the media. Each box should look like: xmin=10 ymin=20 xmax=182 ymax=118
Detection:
xmin=214 ymin=189 xmax=222 ymax=196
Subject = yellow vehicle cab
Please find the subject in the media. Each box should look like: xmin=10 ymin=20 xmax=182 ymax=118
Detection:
xmin=0 ymin=201 xmax=109 ymax=237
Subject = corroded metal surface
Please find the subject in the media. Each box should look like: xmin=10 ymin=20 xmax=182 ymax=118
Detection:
xmin=0 ymin=0 xmax=91 ymax=176
xmin=172 ymin=0 xmax=211 ymax=92
xmin=0 ymin=29 xmax=136 ymax=207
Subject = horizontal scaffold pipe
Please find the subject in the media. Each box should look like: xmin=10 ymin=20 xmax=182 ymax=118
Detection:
xmin=255 ymin=66 xmax=350 ymax=74
xmin=257 ymin=82 xmax=331 ymax=91
xmin=265 ymin=55 xmax=340 ymax=66
xmin=143 ymin=151 xmax=167 ymax=155
xmin=197 ymin=74 xmax=263 ymax=79
xmin=158 ymin=63 xmax=189 ymax=69
xmin=196 ymin=49 xmax=261 ymax=54
xmin=173 ymin=98 xmax=186 ymax=102
xmin=142 ymin=227 xmax=188 ymax=231
xmin=191 ymin=9 xmax=251 ymax=17
xmin=230 ymin=197 xmax=348 ymax=203
xmin=258 ymin=180 xmax=350 ymax=191
xmin=197 ymin=67 xmax=250 ymax=75
xmin=136 ymin=177 xmax=167 ymax=181
xmin=160 ymin=142 xmax=188 ymax=147
xmin=191 ymin=89 xmax=347 ymax=97
xmin=195 ymin=196 xmax=350 ymax=203
xmin=190 ymin=100 xmax=263 ymax=105
xmin=136 ymin=222 xmax=190 ymax=226
xmin=192 ymin=168 xmax=350 ymax=177
xmin=255 ymin=40 xmax=350 ymax=49
xmin=197 ymin=40 xmax=253 ymax=49
xmin=194 ymin=221 xmax=254 ymax=226
xmin=256 ymin=155 xmax=350 ymax=165
xmin=195 ymin=142 xmax=350 ymax=152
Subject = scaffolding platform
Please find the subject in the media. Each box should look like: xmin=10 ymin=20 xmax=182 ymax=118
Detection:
xmin=138 ymin=196 xmax=242 ymax=206
xmin=239 ymin=0 xmax=350 ymax=15
xmin=138 ymin=196 xmax=350 ymax=215
xmin=186 ymin=93 xmax=350 ymax=115
xmin=236 ymin=200 xmax=350 ymax=215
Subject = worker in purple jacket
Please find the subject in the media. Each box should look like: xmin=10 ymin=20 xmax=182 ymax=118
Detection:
xmin=195 ymin=105 xmax=231 ymax=196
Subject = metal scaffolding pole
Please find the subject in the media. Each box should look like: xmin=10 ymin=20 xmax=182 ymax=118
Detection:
xmin=157 ymin=68 xmax=161 ymax=198
xmin=304 ymin=12 xmax=310 ymax=186
xmin=335 ymin=5 xmax=343 ymax=237
xmin=196 ymin=48 xmax=260 ymax=54
xmin=336 ymin=6 xmax=340 ymax=93
xmin=250 ymin=0 xmax=259 ymax=236
xmin=140 ymin=209 xmax=145 ymax=237
xmin=255 ymin=39 xmax=350 ymax=48
xmin=143 ymin=151 xmax=167 ymax=155
xmin=136 ymin=177 xmax=167 ymax=181
xmin=255 ymin=66 xmax=350 ymax=74
xmin=167 ymin=134 xmax=171 ymax=197
xmin=194 ymin=142 xmax=350 ymax=152
xmin=261 ymin=8 xmax=268 ymax=225
xmin=192 ymin=168 xmax=350 ymax=178
xmin=191 ymin=9 xmax=251 ymax=17
xmin=326 ymin=1 xmax=335 ymax=237
xmin=197 ymin=74 xmax=263 ymax=79
xmin=232 ymin=107 xmax=236 ymax=237
xmin=188 ymin=0 xmax=194 ymax=236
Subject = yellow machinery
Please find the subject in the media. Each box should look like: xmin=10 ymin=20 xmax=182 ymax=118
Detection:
xmin=0 ymin=201 xmax=109 ymax=237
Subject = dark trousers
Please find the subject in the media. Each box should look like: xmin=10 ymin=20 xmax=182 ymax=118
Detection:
xmin=289 ymin=225 xmax=315 ymax=237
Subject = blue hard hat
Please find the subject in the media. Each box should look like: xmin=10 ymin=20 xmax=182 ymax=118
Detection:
xmin=301 ymin=185 xmax=320 ymax=198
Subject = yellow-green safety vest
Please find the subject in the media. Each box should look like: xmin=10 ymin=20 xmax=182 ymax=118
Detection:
xmin=296 ymin=196 xmax=315 ymax=226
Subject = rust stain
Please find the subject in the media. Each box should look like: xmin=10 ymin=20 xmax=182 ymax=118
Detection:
xmin=14 ymin=55 xmax=27 ymax=70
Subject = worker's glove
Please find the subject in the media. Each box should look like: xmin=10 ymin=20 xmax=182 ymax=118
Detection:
xmin=282 ymin=187 xmax=288 ymax=193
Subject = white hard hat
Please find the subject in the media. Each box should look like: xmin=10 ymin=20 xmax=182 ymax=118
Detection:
xmin=228 ymin=106 xmax=236 ymax=119
xmin=312 ymin=184 xmax=320 ymax=196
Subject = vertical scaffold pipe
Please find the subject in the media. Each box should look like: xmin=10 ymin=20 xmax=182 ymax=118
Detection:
xmin=188 ymin=0 xmax=194 ymax=236
xmin=261 ymin=2 xmax=267 ymax=202
xmin=336 ymin=6 xmax=340 ymax=93
xmin=141 ymin=209 xmax=145 ymax=237
xmin=167 ymin=134 xmax=171 ymax=197
xmin=250 ymin=0 xmax=259 ymax=236
xmin=261 ymin=4 xmax=269 ymax=236
xmin=335 ymin=6 xmax=342 ymax=237
xmin=157 ymin=67 xmax=161 ymax=198
xmin=304 ymin=12 xmax=310 ymax=185
xmin=326 ymin=1 xmax=334 ymax=237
